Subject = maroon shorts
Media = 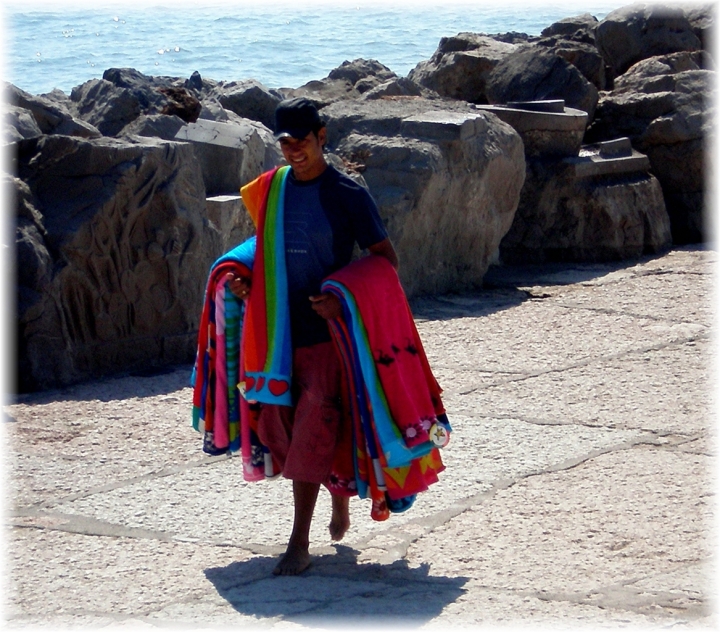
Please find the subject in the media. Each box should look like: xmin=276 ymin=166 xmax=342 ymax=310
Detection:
xmin=257 ymin=341 xmax=344 ymax=484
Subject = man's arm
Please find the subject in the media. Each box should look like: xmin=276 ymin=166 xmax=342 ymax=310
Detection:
xmin=310 ymin=237 xmax=399 ymax=320
xmin=367 ymin=237 xmax=399 ymax=270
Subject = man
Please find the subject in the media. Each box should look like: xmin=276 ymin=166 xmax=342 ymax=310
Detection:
xmin=229 ymin=97 xmax=398 ymax=576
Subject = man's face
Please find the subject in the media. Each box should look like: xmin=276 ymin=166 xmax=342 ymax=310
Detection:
xmin=279 ymin=128 xmax=327 ymax=181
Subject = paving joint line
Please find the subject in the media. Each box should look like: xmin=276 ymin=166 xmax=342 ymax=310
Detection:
xmin=7 ymin=435 xmax=657 ymax=559
xmin=459 ymin=331 xmax=710 ymax=394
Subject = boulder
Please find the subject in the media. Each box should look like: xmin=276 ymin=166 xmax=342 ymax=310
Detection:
xmin=499 ymin=166 xmax=672 ymax=263
xmin=327 ymin=58 xmax=396 ymax=89
xmin=174 ymin=117 xmax=282 ymax=195
xmin=361 ymin=77 xmax=436 ymax=101
xmin=685 ymin=3 xmax=715 ymax=50
xmin=70 ymin=68 xmax=199 ymax=136
xmin=5 ymin=83 xmax=101 ymax=139
xmin=14 ymin=135 xmax=222 ymax=392
xmin=499 ymin=134 xmax=672 ymax=263
xmin=211 ymin=78 xmax=283 ymax=130
xmin=595 ymin=4 xmax=702 ymax=81
xmin=322 ymin=99 xmax=526 ymax=296
xmin=4 ymin=104 xmax=43 ymax=142
xmin=197 ymin=97 xmax=240 ymax=123
xmin=281 ymin=59 xmax=397 ymax=107
xmin=408 ymin=35 xmax=517 ymax=103
xmin=486 ymin=46 xmax=599 ymax=120
xmin=120 ymin=113 xmax=187 ymax=140
xmin=70 ymin=78 xmax=144 ymax=136
xmin=585 ymin=52 xmax=714 ymax=243
xmin=535 ymin=36 xmax=608 ymax=91
xmin=540 ymin=13 xmax=600 ymax=39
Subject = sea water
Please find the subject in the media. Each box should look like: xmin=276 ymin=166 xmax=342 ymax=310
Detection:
xmin=5 ymin=1 xmax=619 ymax=96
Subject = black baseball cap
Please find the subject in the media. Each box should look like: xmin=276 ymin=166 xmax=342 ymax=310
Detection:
xmin=274 ymin=97 xmax=323 ymax=140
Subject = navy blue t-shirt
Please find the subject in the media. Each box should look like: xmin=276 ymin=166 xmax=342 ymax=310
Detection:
xmin=284 ymin=165 xmax=387 ymax=348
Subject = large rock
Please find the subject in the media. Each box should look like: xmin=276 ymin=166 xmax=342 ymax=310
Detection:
xmin=408 ymin=34 xmax=517 ymax=103
xmin=486 ymin=46 xmax=599 ymax=120
xmin=120 ymin=113 xmax=187 ymax=141
xmin=595 ymin=4 xmax=702 ymax=80
xmin=281 ymin=59 xmax=397 ymax=107
xmin=327 ymin=58 xmax=396 ymax=91
xmin=540 ymin=12 xmax=600 ymax=38
xmin=322 ymin=99 xmax=526 ymax=296
xmin=535 ymin=36 xmax=608 ymax=91
xmin=4 ymin=83 xmax=101 ymax=139
xmin=499 ymin=157 xmax=672 ymax=264
xmin=3 ymin=104 xmax=43 ymax=142
xmin=585 ymin=51 xmax=714 ymax=243
xmin=14 ymin=135 xmax=222 ymax=392
xmin=70 ymin=78 xmax=145 ymax=136
xmin=685 ymin=3 xmax=715 ymax=50
xmin=174 ymin=117 xmax=282 ymax=195
xmin=70 ymin=68 xmax=200 ymax=136
xmin=210 ymin=78 xmax=283 ymax=130
xmin=361 ymin=77 xmax=436 ymax=101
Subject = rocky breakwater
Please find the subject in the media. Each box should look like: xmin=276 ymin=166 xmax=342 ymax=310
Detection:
xmin=4 ymin=2 xmax=714 ymax=392
xmin=408 ymin=2 xmax=714 ymax=246
xmin=6 ymin=70 xmax=281 ymax=392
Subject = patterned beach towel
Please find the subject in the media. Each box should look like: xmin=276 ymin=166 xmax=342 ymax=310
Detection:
xmin=322 ymin=255 xmax=451 ymax=520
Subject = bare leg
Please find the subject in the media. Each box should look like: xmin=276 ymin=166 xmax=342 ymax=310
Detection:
xmin=329 ymin=493 xmax=350 ymax=542
xmin=273 ymin=481 xmax=320 ymax=576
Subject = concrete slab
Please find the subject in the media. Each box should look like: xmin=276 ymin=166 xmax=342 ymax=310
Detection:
xmin=453 ymin=339 xmax=712 ymax=434
xmin=5 ymin=247 xmax=715 ymax=629
xmin=405 ymin=448 xmax=714 ymax=627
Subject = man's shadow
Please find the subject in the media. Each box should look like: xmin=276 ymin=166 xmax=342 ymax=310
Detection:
xmin=204 ymin=544 xmax=469 ymax=627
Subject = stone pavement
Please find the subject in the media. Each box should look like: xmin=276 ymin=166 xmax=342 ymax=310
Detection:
xmin=3 ymin=246 xmax=716 ymax=630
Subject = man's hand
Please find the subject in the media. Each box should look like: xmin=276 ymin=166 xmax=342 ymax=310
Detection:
xmin=309 ymin=293 xmax=343 ymax=320
xmin=227 ymin=273 xmax=251 ymax=300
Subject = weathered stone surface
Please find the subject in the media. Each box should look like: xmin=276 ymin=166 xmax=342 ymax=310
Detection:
xmin=475 ymin=101 xmax=588 ymax=158
xmin=499 ymin=161 xmax=671 ymax=264
xmin=408 ymin=35 xmax=517 ymax=103
xmin=5 ymin=83 xmax=101 ymax=139
xmin=281 ymin=58 xmax=397 ymax=107
xmin=210 ymin=79 xmax=283 ymax=130
xmin=540 ymin=12 xmax=600 ymax=39
xmin=536 ymin=36 xmax=608 ymax=91
xmin=360 ymin=77 xmax=435 ymax=101
xmin=322 ymin=99 xmax=525 ymax=296
xmin=685 ymin=3 xmax=715 ymax=50
xmin=3 ymin=104 xmax=43 ymax=142
xmin=120 ymin=113 xmax=187 ymax=141
xmin=70 ymin=79 xmax=144 ymax=137
xmin=486 ymin=46 xmax=599 ymax=120
xmin=70 ymin=68 xmax=198 ymax=137
xmin=205 ymin=194 xmax=256 ymax=255
xmin=11 ymin=175 xmax=52 ymax=321
xmin=585 ymin=52 xmax=714 ymax=243
xmin=595 ymin=4 xmax=702 ymax=80
xmin=174 ymin=117 xmax=282 ymax=196
xmin=327 ymin=58 xmax=396 ymax=90
xmin=14 ymin=135 xmax=221 ymax=392
xmin=197 ymin=97 xmax=240 ymax=123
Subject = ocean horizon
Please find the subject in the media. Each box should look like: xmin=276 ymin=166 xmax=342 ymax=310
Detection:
xmin=4 ymin=0 xmax=624 ymax=96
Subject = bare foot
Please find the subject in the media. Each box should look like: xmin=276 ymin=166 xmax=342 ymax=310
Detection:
xmin=329 ymin=494 xmax=350 ymax=542
xmin=273 ymin=544 xmax=311 ymax=576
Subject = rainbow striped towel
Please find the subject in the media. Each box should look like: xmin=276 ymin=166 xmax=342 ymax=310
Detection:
xmin=239 ymin=165 xmax=293 ymax=406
